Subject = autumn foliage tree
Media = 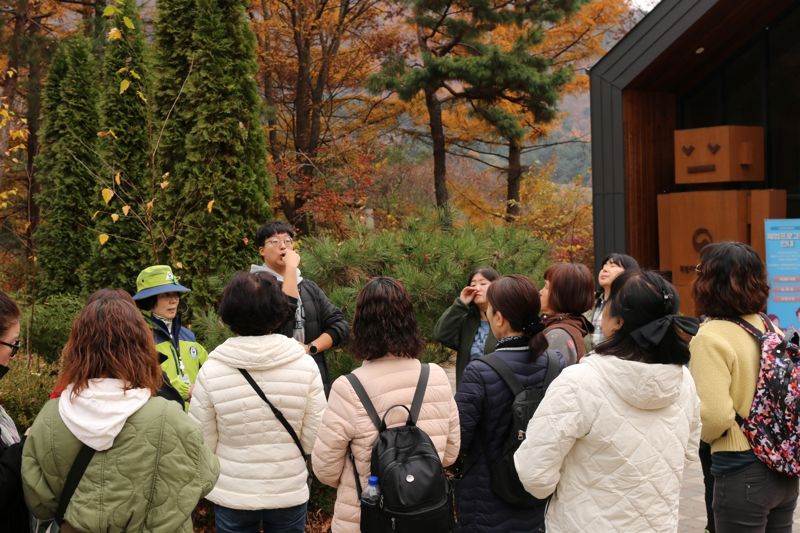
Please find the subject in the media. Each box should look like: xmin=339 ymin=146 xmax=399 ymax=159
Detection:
xmin=85 ymin=0 xmax=150 ymax=289
xmin=34 ymin=37 xmax=100 ymax=296
xmin=251 ymin=0 xmax=408 ymax=233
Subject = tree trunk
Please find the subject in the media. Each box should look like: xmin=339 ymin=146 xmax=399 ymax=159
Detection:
xmin=0 ymin=0 xmax=28 ymax=188
xmin=425 ymin=87 xmax=449 ymax=212
xmin=25 ymin=32 xmax=42 ymax=256
xmin=505 ymin=138 xmax=522 ymax=222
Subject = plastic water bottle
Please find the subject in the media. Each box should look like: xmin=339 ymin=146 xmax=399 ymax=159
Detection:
xmin=361 ymin=475 xmax=381 ymax=505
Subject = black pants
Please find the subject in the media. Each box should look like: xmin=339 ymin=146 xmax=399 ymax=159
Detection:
xmin=713 ymin=460 xmax=799 ymax=533
xmin=700 ymin=441 xmax=715 ymax=532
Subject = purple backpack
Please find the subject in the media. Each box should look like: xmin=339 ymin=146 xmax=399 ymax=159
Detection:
xmin=724 ymin=313 xmax=800 ymax=477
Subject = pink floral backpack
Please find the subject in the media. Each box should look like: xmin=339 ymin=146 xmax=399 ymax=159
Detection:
xmin=723 ymin=312 xmax=800 ymax=477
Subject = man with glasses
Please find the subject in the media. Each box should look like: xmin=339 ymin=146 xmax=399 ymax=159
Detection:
xmin=251 ymin=221 xmax=348 ymax=395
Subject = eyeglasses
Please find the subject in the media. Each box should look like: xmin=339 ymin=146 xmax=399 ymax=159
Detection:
xmin=0 ymin=339 xmax=20 ymax=358
xmin=265 ymin=238 xmax=294 ymax=247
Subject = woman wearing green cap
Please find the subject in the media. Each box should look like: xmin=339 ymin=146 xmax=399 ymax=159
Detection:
xmin=133 ymin=265 xmax=208 ymax=405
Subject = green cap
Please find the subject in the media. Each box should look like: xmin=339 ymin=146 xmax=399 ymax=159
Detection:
xmin=133 ymin=265 xmax=190 ymax=301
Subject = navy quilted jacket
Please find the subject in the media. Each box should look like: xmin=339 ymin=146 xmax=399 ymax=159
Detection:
xmin=454 ymin=346 xmax=563 ymax=532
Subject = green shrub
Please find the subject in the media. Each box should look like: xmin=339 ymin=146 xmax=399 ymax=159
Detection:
xmin=191 ymin=309 xmax=233 ymax=352
xmin=300 ymin=220 xmax=550 ymax=377
xmin=26 ymin=294 xmax=84 ymax=363
xmin=0 ymin=358 xmax=59 ymax=429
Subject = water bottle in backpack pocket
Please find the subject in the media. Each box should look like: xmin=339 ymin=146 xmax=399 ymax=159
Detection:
xmin=347 ymin=364 xmax=455 ymax=533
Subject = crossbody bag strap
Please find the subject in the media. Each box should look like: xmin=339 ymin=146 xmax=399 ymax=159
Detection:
xmin=238 ymin=368 xmax=306 ymax=458
xmin=56 ymin=444 xmax=96 ymax=525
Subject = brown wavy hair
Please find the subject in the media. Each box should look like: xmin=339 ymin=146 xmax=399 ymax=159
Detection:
xmin=56 ymin=290 xmax=162 ymax=396
xmin=543 ymin=263 xmax=594 ymax=315
xmin=692 ymin=242 xmax=769 ymax=317
xmin=352 ymin=277 xmax=424 ymax=361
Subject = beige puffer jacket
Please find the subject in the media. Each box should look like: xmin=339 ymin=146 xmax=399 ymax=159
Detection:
xmin=311 ymin=356 xmax=460 ymax=533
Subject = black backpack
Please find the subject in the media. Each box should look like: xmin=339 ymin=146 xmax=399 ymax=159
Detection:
xmin=346 ymin=363 xmax=453 ymax=532
xmin=477 ymin=351 xmax=561 ymax=508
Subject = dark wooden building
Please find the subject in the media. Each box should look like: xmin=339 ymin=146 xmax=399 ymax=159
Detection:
xmin=590 ymin=0 xmax=800 ymax=273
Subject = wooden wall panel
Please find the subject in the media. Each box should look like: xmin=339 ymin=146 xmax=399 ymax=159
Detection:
xmin=623 ymin=90 xmax=677 ymax=270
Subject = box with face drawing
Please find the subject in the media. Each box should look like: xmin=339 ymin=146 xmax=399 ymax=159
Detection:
xmin=674 ymin=125 xmax=764 ymax=184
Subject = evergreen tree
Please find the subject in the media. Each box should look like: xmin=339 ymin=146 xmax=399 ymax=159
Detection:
xmin=151 ymin=0 xmax=197 ymax=256
xmin=370 ymin=0 xmax=586 ymax=220
xmin=34 ymin=37 xmax=100 ymax=297
xmin=85 ymin=0 xmax=151 ymax=290
xmin=171 ymin=0 xmax=271 ymax=307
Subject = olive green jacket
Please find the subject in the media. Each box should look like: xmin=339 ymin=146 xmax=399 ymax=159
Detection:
xmin=433 ymin=298 xmax=496 ymax=386
xmin=22 ymin=397 xmax=219 ymax=532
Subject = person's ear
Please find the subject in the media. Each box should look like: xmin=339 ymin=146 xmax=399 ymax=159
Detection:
xmin=607 ymin=315 xmax=624 ymax=335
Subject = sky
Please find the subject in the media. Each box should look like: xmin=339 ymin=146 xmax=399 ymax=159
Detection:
xmin=631 ymin=0 xmax=660 ymax=10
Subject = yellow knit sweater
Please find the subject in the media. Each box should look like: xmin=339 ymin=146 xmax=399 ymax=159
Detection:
xmin=689 ymin=314 xmax=765 ymax=453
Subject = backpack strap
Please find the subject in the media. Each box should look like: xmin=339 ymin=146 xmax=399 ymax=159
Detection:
xmin=345 ymin=363 xmax=431 ymax=497
xmin=717 ymin=313 xmax=772 ymax=339
xmin=479 ymin=354 xmax=523 ymax=396
xmin=345 ymin=373 xmax=382 ymax=431
xmin=409 ymin=363 xmax=430 ymax=425
xmin=56 ymin=444 xmax=96 ymax=526
xmin=239 ymin=368 xmax=306 ymax=458
xmin=479 ymin=351 xmax=560 ymax=403
xmin=541 ymin=351 xmax=561 ymax=388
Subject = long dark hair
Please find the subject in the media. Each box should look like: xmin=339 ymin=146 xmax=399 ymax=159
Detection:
xmin=486 ymin=275 xmax=548 ymax=357
xmin=596 ymin=271 xmax=691 ymax=365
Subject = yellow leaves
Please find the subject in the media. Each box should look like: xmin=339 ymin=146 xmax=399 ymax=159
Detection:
xmin=175 ymin=262 xmax=184 ymax=269
xmin=136 ymin=91 xmax=147 ymax=103
xmin=114 ymin=172 xmax=122 ymax=185
xmin=97 ymin=129 xmax=118 ymax=140
xmin=116 ymin=66 xmax=129 ymax=75
xmin=98 ymin=234 xmax=110 ymax=245
xmin=119 ymin=79 xmax=130 ymax=94
xmin=102 ymin=5 xmax=118 ymax=16
xmin=206 ymin=199 xmax=215 ymax=213
xmin=122 ymin=205 xmax=131 ymax=216
xmin=101 ymin=188 xmax=115 ymax=204
xmin=129 ymin=69 xmax=141 ymax=80
xmin=146 ymin=200 xmax=154 ymax=211
xmin=159 ymin=180 xmax=169 ymax=190
xmin=123 ymin=16 xmax=135 ymax=29
xmin=91 ymin=210 xmax=100 ymax=220
xmin=107 ymin=27 xmax=122 ymax=41
xmin=110 ymin=213 xmax=120 ymax=222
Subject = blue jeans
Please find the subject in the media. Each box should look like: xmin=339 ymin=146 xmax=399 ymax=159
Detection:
xmin=215 ymin=502 xmax=308 ymax=533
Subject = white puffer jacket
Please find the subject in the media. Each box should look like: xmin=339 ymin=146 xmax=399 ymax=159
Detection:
xmin=188 ymin=334 xmax=326 ymax=510
xmin=514 ymin=354 xmax=700 ymax=533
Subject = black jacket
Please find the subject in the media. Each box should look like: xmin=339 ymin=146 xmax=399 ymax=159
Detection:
xmin=0 ymin=432 xmax=30 ymax=532
xmin=284 ymin=279 xmax=348 ymax=393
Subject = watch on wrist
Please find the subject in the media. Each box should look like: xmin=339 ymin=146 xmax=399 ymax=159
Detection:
xmin=308 ymin=344 xmax=318 ymax=355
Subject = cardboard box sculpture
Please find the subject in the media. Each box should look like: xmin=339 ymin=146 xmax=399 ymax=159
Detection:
xmin=658 ymin=189 xmax=786 ymax=316
xmin=674 ymin=125 xmax=764 ymax=184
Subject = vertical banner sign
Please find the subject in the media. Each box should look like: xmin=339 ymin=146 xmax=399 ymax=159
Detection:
xmin=764 ymin=219 xmax=800 ymax=329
